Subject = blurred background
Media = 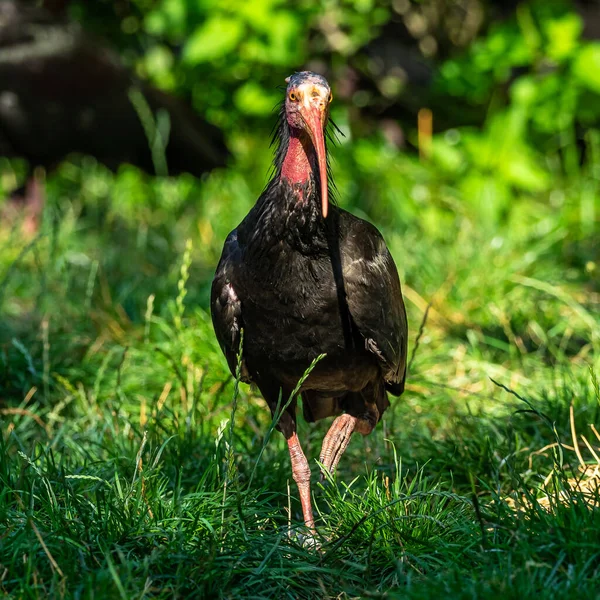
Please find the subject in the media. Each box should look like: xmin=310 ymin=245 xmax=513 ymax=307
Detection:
xmin=1 ymin=0 xmax=599 ymax=396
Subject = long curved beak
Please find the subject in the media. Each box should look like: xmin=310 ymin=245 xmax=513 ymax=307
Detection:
xmin=301 ymin=105 xmax=328 ymax=219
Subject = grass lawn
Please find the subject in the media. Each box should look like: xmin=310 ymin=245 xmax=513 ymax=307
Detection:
xmin=1 ymin=140 xmax=599 ymax=598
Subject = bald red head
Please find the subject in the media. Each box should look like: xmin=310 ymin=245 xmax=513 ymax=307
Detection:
xmin=283 ymin=72 xmax=332 ymax=218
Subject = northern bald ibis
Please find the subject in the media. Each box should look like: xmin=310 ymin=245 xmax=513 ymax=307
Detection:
xmin=211 ymin=71 xmax=407 ymax=532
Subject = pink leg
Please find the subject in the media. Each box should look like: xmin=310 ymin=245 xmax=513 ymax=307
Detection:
xmin=287 ymin=432 xmax=315 ymax=531
xmin=319 ymin=413 xmax=376 ymax=477
xmin=3 ymin=171 xmax=45 ymax=236
xmin=21 ymin=174 xmax=45 ymax=236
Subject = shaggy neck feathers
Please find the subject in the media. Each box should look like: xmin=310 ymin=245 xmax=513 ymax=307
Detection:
xmin=239 ymin=107 xmax=338 ymax=256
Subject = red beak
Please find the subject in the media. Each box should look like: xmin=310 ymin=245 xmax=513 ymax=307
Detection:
xmin=301 ymin=105 xmax=328 ymax=219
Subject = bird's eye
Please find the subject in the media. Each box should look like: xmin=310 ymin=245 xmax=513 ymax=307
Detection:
xmin=328 ymin=94 xmax=333 ymax=103
xmin=289 ymin=92 xmax=298 ymax=102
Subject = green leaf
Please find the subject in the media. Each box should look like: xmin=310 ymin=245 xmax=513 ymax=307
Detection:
xmin=510 ymin=76 xmax=537 ymax=107
xmin=545 ymin=13 xmax=582 ymax=62
xmin=233 ymin=81 xmax=279 ymax=116
xmin=431 ymin=137 xmax=464 ymax=174
xmin=184 ymin=17 xmax=244 ymax=64
xmin=502 ymin=152 xmax=549 ymax=192
xmin=142 ymin=45 xmax=176 ymax=90
xmin=144 ymin=0 xmax=187 ymax=38
xmin=265 ymin=12 xmax=302 ymax=65
xmin=572 ymin=43 xmax=600 ymax=94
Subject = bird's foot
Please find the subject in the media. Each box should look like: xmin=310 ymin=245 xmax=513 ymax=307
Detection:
xmin=288 ymin=528 xmax=322 ymax=551
xmin=319 ymin=414 xmax=358 ymax=479
xmin=319 ymin=413 xmax=376 ymax=480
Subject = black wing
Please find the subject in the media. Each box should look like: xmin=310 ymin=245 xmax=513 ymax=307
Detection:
xmin=210 ymin=229 xmax=250 ymax=382
xmin=338 ymin=212 xmax=408 ymax=395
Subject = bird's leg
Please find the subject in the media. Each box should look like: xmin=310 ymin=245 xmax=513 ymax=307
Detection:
xmin=319 ymin=404 xmax=378 ymax=478
xmin=286 ymin=431 xmax=315 ymax=531
xmin=260 ymin=383 xmax=315 ymax=532
xmin=3 ymin=168 xmax=45 ymax=236
xmin=21 ymin=172 xmax=45 ymax=236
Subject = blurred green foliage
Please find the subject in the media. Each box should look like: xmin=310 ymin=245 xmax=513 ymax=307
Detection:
xmin=61 ymin=0 xmax=600 ymax=234
xmin=1 ymin=0 xmax=596 ymax=359
xmin=437 ymin=1 xmax=600 ymax=179
xmin=73 ymin=0 xmax=600 ymax=132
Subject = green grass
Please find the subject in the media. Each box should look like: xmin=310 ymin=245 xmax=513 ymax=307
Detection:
xmin=1 ymin=135 xmax=599 ymax=598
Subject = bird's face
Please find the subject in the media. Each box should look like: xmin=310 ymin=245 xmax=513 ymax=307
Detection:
xmin=284 ymin=72 xmax=332 ymax=218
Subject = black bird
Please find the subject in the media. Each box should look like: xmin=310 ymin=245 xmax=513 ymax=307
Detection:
xmin=211 ymin=72 xmax=407 ymax=531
